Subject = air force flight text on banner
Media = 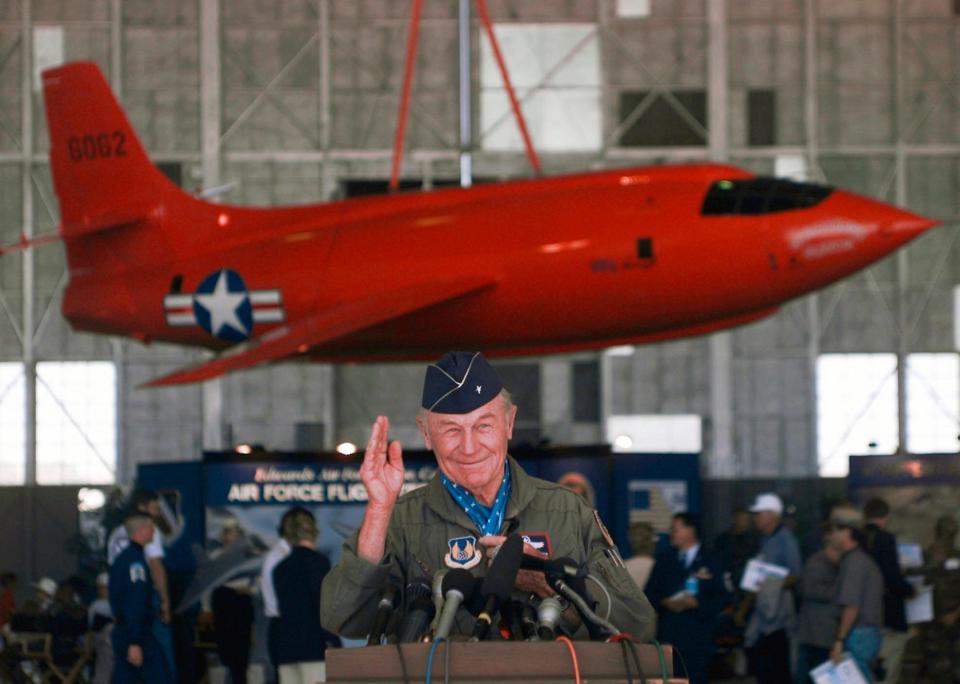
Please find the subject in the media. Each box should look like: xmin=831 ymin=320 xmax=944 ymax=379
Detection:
xmin=206 ymin=463 xmax=436 ymax=506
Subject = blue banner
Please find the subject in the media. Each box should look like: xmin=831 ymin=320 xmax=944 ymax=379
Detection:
xmin=205 ymin=461 xmax=437 ymax=507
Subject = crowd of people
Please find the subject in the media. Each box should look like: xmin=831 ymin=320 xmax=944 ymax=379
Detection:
xmin=0 ymin=351 xmax=957 ymax=684
xmin=625 ymin=494 xmax=960 ymax=684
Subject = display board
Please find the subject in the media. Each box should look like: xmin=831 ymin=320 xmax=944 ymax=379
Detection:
xmin=848 ymin=453 xmax=960 ymax=550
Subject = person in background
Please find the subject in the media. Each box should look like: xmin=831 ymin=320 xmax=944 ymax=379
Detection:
xmin=862 ymin=497 xmax=914 ymax=684
xmin=715 ymin=507 xmax=760 ymax=596
xmin=262 ymin=507 xmax=314 ymax=680
xmin=107 ymin=489 xmax=174 ymax=679
xmin=274 ymin=510 xmax=340 ymax=684
xmin=625 ymin=521 xmax=657 ymax=591
xmin=88 ymin=572 xmax=113 ymax=631
xmin=110 ymin=514 xmax=173 ymax=684
xmin=10 ymin=576 xmax=57 ymax=630
xmin=107 ymin=490 xmax=171 ymax=625
xmin=828 ymin=504 xmax=884 ymax=682
xmin=920 ymin=515 xmax=960 ymax=684
xmin=209 ymin=518 xmax=255 ymax=684
xmin=736 ymin=493 xmax=802 ymax=684
xmin=646 ymin=513 xmax=727 ymax=684
xmin=88 ymin=572 xmax=115 ymax=684
xmin=795 ymin=524 xmax=840 ymax=684
xmin=0 ymin=573 xmax=17 ymax=632
xmin=557 ymin=471 xmax=596 ymax=508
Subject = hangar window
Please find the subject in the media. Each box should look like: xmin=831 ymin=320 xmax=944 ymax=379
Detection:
xmin=747 ymin=89 xmax=776 ymax=147
xmin=0 ymin=363 xmax=26 ymax=485
xmin=701 ymin=177 xmax=833 ymax=215
xmin=618 ymin=90 xmax=707 ymax=147
xmin=817 ymin=354 xmax=898 ymax=477
xmin=480 ymin=24 xmax=601 ymax=152
xmin=36 ymin=362 xmax=116 ymax=485
xmin=906 ymin=354 xmax=960 ymax=454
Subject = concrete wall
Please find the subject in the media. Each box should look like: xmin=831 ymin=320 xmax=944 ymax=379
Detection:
xmin=0 ymin=0 xmax=957 ymax=483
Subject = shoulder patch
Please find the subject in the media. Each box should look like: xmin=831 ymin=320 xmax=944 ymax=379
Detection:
xmin=129 ymin=562 xmax=147 ymax=584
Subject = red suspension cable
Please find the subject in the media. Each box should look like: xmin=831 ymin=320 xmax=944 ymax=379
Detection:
xmin=474 ymin=0 xmax=542 ymax=175
xmin=389 ymin=0 xmax=424 ymax=193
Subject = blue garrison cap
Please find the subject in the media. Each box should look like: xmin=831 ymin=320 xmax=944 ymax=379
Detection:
xmin=421 ymin=351 xmax=503 ymax=414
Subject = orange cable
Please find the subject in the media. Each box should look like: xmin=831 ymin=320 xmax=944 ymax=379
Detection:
xmin=556 ymin=635 xmax=582 ymax=684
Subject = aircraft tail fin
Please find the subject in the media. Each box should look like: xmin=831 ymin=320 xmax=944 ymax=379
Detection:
xmin=42 ymin=62 xmax=192 ymax=237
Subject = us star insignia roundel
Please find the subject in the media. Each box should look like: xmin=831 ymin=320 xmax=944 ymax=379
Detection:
xmin=444 ymin=535 xmax=482 ymax=570
xmin=163 ymin=268 xmax=285 ymax=342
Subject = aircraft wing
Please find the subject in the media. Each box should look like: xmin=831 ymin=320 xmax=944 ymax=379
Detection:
xmin=143 ymin=275 xmax=497 ymax=387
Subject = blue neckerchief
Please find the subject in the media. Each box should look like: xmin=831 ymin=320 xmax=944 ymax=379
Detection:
xmin=440 ymin=462 xmax=511 ymax=536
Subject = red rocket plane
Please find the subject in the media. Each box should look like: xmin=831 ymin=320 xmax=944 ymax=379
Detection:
xmin=32 ymin=62 xmax=937 ymax=387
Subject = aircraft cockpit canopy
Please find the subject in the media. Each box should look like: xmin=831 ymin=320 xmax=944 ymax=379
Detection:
xmin=701 ymin=177 xmax=834 ymax=216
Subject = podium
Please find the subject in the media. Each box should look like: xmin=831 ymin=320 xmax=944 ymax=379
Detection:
xmin=326 ymin=641 xmax=688 ymax=683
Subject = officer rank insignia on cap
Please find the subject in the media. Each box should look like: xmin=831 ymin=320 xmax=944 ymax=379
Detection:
xmin=422 ymin=351 xmax=503 ymax=414
xmin=445 ymin=535 xmax=482 ymax=570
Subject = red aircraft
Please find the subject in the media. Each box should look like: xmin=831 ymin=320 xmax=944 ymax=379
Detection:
xmin=31 ymin=62 xmax=937 ymax=387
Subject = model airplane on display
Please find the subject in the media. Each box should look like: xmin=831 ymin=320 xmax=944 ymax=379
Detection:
xmin=27 ymin=62 xmax=937 ymax=387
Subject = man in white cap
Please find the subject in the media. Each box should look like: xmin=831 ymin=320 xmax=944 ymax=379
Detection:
xmin=321 ymin=351 xmax=654 ymax=641
xmin=736 ymin=493 xmax=802 ymax=684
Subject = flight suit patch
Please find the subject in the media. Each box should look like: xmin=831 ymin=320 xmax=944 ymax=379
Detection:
xmin=521 ymin=532 xmax=552 ymax=558
xmin=445 ymin=535 xmax=482 ymax=570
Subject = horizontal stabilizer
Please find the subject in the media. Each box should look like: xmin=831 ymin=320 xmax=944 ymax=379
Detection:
xmin=143 ymin=275 xmax=497 ymax=387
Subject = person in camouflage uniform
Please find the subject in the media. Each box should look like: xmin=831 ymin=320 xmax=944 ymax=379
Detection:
xmin=921 ymin=516 xmax=960 ymax=684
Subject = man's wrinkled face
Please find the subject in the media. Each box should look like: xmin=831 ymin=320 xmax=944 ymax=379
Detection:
xmin=418 ymin=394 xmax=517 ymax=500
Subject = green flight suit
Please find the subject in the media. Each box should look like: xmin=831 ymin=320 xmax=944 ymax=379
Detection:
xmin=320 ymin=456 xmax=655 ymax=640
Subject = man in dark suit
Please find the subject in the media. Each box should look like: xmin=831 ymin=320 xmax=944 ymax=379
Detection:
xmin=646 ymin=513 xmax=729 ymax=684
xmin=273 ymin=511 xmax=340 ymax=684
xmin=863 ymin=497 xmax=914 ymax=684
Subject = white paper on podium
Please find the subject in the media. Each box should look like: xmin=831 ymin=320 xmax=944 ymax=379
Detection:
xmin=739 ymin=558 xmax=789 ymax=592
xmin=905 ymin=575 xmax=933 ymax=624
xmin=810 ymin=655 xmax=869 ymax=684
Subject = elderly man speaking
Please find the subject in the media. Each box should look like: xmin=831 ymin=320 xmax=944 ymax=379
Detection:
xmin=321 ymin=351 xmax=654 ymax=641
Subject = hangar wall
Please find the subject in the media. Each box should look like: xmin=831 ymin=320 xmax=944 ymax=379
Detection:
xmin=0 ymin=0 xmax=957 ymax=485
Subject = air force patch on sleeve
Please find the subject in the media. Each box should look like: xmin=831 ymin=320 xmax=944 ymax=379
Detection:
xmin=129 ymin=562 xmax=147 ymax=584
xmin=444 ymin=535 xmax=482 ymax=570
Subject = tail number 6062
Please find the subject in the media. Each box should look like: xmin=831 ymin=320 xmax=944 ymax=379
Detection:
xmin=67 ymin=131 xmax=127 ymax=161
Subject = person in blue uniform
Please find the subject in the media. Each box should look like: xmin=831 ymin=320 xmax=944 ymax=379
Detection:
xmin=646 ymin=513 xmax=729 ymax=684
xmin=109 ymin=514 xmax=173 ymax=684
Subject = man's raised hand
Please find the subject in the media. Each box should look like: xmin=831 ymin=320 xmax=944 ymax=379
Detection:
xmin=356 ymin=416 xmax=405 ymax=563
xmin=360 ymin=416 xmax=405 ymax=512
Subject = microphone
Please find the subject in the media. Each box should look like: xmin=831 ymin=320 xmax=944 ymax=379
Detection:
xmin=470 ymin=533 xmax=524 ymax=641
xmin=367 ymin=581 xmax=399 ymax=645
xmin=520 ymin=601 xmax=540 ymax=641
xmin=433 ymin=569 xmax=477 ymax=641
xmin=430 ymin=569 xmax=448 ymax=633
xmin=543 ymin=561 xmax=620 ymax=640
xmin=396 ymin=580 xmax=435 ymax=643
xmin=536 ymin=596 xmax=563 ymax=641
xmin=519 ymin=555 xmax=585 ymax=580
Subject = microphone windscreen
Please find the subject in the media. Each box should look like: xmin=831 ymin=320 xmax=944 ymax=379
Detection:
xmin=481 ymin=533 xmax=524 ymax=601
xmin=441 ymin=568 xmax=477 ymax=598
xmin=406 ymin=579 xmax=433 ymax=608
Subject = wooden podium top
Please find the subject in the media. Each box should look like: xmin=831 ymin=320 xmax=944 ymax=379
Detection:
xmin=326 ymin=641 xmax=687 ymax=683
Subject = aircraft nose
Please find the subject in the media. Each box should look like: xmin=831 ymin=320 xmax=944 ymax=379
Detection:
xmin=878 ymin=209 xmax=940 ymax=240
